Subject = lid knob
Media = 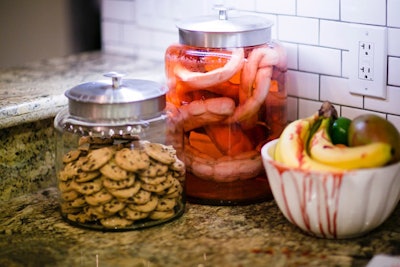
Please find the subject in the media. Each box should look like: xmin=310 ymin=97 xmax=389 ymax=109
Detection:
xmin=104 ymin=72 xmax=125 ymax=89
xmin=214 ymin=5 xmax=232 ymax=20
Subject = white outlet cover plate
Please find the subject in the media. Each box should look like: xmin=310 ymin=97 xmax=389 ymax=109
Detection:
xmin=348 ymin=24 xmax=387 ymax=98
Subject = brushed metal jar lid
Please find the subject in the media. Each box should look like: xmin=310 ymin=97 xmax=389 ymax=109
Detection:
xmin=65 ymin=72 xmax=167 ymax=120
xmin=176 ymin=6 xmax=273 ymax=48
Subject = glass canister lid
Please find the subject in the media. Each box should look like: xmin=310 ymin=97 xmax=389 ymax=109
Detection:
xmin=65 ymin=72 xmax=167 ymax=120
xmin=176 ymin=6 xmax=273 ymax=48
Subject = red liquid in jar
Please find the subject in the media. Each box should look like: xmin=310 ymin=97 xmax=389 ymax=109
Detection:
xmin=165 ymin=43 xmax=287 ymax=205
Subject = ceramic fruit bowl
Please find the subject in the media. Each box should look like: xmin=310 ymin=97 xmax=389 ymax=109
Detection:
xmin=261 ymin=139 xmax=400 ymax=239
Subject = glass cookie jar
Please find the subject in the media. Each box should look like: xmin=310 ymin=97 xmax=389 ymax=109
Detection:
xmin=54 ymin=72 xmax=185 ymax=230
xmin=165 ymin=7 xmax=287 ymax=205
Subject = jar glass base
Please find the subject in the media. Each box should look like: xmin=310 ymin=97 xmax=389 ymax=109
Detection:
xmin=185 ymin=173 xmax=273 ymax=206
xmin=60 ymin=202 xmax=186 ymax=231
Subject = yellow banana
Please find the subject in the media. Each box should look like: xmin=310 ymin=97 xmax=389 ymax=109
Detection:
xmin=274 ymin=112 xmax=342 ymax=172
xmin=309 ymin=118 xmax=392 ymax=169
xmin=274 ymin=137 xmax=284 ymax=163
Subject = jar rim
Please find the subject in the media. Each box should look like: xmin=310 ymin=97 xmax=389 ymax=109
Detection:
xmin=176 ymin=11 xmax=273 ymax=47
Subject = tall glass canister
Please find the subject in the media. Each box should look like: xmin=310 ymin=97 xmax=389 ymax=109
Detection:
xmin=165 ymin=8 xmax=287 ymax=205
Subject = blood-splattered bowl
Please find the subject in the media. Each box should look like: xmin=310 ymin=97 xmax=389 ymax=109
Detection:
xmin=261 ymin=139 xmax=400 ymax=239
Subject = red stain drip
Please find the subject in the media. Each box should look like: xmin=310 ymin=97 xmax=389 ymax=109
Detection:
xmin=274 ymin=159 xmax=345 ymax=238
xmin=275 ymin=163 xmax=287 ymax=176
xmin=330 ymin=173 xmax=343 ymax=238
xmin=319 ymin=173 xmax=344 ymax=238
xmin=301 ymin=173 xmax=313 ymax=232
xmin=277 ymin=164 xmax=296 ymax=225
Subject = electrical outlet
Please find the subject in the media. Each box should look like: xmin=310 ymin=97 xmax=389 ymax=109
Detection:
xmin=349 ymin=25 xmax=387 ymax=98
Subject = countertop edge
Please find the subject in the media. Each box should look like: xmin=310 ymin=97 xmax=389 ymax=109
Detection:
xmin=0 ymin=95 xmax=67 ymax=129
xmin=0 ymin=51 xmax=165 ymax=130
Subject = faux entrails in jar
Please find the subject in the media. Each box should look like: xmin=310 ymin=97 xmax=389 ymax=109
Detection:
xmin=54 ymin=72 xmax=185 ymax=230
xmin=165 ymin=7 xmax=287 ymax=205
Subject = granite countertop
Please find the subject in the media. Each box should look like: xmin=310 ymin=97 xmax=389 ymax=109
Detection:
xmin=0 ymin=51 xmax=165 ymax=129
xmin=0 ymin=51 xmax=399 ymax=266
xmin=0 ymin=187 xmax=399 ymax=267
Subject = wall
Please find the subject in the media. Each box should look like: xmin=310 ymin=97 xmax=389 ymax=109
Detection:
xmin=101 ymin=0 xmax=400 ymax=130
xmin=0 ymin=0 xmax=101 ymax=68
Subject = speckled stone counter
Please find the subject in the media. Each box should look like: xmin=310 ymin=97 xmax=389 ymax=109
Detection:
xmin=0 ymin=119 xmax=55 ymax=200
xmin=0 ymin=52 xmax=164 ymax=129
xmin=0 ymin=187 xmax=399 ymax=267
xmin=0 ymin=52 xmax=164 ymax=200
xmin=1 ymin=52 xmax=400 ymax=267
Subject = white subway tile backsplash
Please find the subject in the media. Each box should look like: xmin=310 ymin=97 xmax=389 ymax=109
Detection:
xmin=102 ymin=21 xmax=122 ymax=42
xmin=388 ymin=28 xmax=400 ymax=57
xmin=101 ymin=0 xmax=400 ymax=120
xmin=298 ymin=45 xmax=341 ymax=76
xmin=152 ymin=31 xmax=179 ymax=52
xmin=102 ymin=42 xmax=136 ymax=56
xmin=320 ymin=21 xmax=351 ymax=50
xmin=135 ymin=47 xmax=166 ymax=63
xmin=388 ymin=0 xmax=400 ymax=27
xmin=286 ymin=96 xmax=298 ymax=122
xmin=136 ymin=0 xmax=210 ymax=24
xmin=341 ymin=0 xmax=386 ymax=25
xmin=171 ymin=0 xmax=212 ymax=20
xmin=152 ymin=0 xmax=175 ymax=18
xmin=281 ymin=42 xmax=298 ymax=69
xmin=137 ymin=15 xmax=176 ymax=32
xmin=255 ymin=0 xmax=296 ymax=15
xmin=123 ymin=25 xmax=153 ymax=46
xmin=135 ymin=0 xmax=155 ymax=17
xmin=320 ymin=76 xmax=363 ymax=107
xmin=135 ymin=0 xmax=176 ymax=32
xmin=124 ymin=26 xmax=177 ymax=55
xmin=102 ymin=0 xmax=135 ymax=22
xmin=227 ymin=0 xmax=256 ymax=11
xmin=365 ymin=86 xmax=400 ymax=114
xmin=286 ymin=70 xmax=319 ymax=99
xmin=342 ymin=51 xmax=351 ymax=78
xmin=388 ymin=57 xmax=400 ymax=86
xmin=278 ymin=16 xmax=319 ymax=44
xmin=298 ymin=99 xmax=323 ymax=118
xmin=341 ymin=106 xmax=383 ymax=119
xmin=297 ymin=0 xmax=339 ymax=20
xmin=264 ymin=14 xmax=278 ymax=39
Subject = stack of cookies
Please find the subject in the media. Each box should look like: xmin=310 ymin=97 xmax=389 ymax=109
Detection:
xmin=58 ymin=136 xmax=185 ymax=229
